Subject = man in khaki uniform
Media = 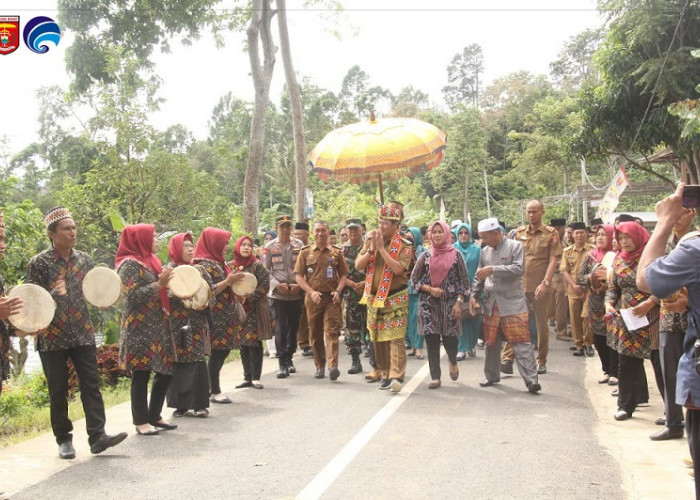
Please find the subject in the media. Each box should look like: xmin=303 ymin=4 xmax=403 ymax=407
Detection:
xmin=295 ymin=221 xmax=349 ymax=381
xmin=549 ymin=218 xmax=570 ymax=341
xmin=560 ymin=222 xmax=595 ymax=357
xmin=294 ymin=222 xmax=313 ymax=357
xmin=355 ymin=203 xmax=413 ymax=393
xmin=502 ymin=200 xmax=562 ymax=375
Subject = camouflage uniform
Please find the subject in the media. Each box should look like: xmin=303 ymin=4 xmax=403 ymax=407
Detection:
xmin=342 ymin=241 xmax=367 ymax=355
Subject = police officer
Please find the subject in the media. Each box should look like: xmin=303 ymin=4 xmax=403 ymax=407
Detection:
xmin=262 ymin=215 xmax=304 ymax=379
xmin=295 ymin=220 xmax=349 ymax=381
xmin=342 ymin=218 xmax=367 ymax=375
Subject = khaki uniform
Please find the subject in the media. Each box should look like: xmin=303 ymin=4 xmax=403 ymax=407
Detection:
xmin=294 ymin=243 xmax=350 ymax=370
xmin=549 ymin=237 xmax=569 ymax=337
xmin=560 ymin=243 xmax=594 ymax=349
xmin=504 ymin=224 xmax=562 ymax=367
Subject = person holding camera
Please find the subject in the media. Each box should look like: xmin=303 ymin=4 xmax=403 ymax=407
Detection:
xmin=638 ymin=183 xmax=700 ymax=498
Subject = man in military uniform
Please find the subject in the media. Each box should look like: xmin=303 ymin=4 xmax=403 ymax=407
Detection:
xmin=549 ymin=218 xmax=570 ymax=342
xmin=502 ymin=200 xmax=562 ymax=375
xmin=294 ymin=221 xmax=313 ymax=357
xmin=295 ymin=220 xmax=349 ymax=381
xmin=355 ymin=203 xmax=413 ymax=393
xmin=342 ymin=218 xmax=367 ymax=375
xmin=560 ymin=222 xmax=595 ymax=357
xmin=263 ymin=215 xmax=304 ymax=378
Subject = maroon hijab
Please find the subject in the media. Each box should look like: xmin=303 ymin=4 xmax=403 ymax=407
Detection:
xmin=590 ymin=224 xmax=615 ymax=263
xmin=616 ymin=221 xmax=650 ymax=263
xmin=193 ymin=227 xmax=231 ymax=274
xmin=231 ymin=235 xmax=257 ymax=270
xmin=428 ymin=221 xmax=458 ymax=287
xmin=168 ymin=232 xmax=194 ymax=266
xmin=115 ymin=224 xmax=170 ymax=314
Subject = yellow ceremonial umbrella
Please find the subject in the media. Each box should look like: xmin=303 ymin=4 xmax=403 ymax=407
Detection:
xmin=308 ymin=113 xmax=446 ymax=203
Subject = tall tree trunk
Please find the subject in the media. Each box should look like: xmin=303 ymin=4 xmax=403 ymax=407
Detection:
xmin=243 ymin=0 xmax=276 ymax=235
xmin=276 ymin=0 xmax=307 ymax=222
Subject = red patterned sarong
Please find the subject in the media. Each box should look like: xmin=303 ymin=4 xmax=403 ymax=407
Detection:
xmin=483 ymin=303 xmax=530 ymax=347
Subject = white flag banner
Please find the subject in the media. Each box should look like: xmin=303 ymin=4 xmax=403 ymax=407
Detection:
xmin=595 ymin=167 xmax=630 ymax=224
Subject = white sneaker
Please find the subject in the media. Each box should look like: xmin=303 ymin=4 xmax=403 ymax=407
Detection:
xmin=389 ymin=379 xmax=403 ymax=393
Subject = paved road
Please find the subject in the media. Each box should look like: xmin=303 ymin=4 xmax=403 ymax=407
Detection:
xmin=3 ymin=336 xmax=693 ymax=499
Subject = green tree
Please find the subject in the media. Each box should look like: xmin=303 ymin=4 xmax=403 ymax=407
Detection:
xmin=442 ymin=43 xmax=484 ymax=110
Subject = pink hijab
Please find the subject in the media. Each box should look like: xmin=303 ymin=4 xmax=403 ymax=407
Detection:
xmin=428 ymin=221 xmax=458 ymax=287
xmin=589 ymin=224 xmax=615 ymax=263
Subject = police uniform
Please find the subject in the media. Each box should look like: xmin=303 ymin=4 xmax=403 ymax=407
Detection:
xmin=503 ymin=221 xmax=562 ymax=370
xmin=263 ymin=215 xmax=304 ymax=378
xmin=294 ymin=241 xmax=350 ymax=377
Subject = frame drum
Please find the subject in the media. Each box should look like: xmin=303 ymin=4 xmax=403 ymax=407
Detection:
xmin=7 ymin=284 xmax=56 ymax=333
xmin=231 ymin=272 xmax=257 ymax=296
xmin=183 ymin=278 xmax=211 ymax=310
xmin=169 ymin=265 xmax=202 ymax=298
xmin=83 ymin=267 xmax=121 ymax=307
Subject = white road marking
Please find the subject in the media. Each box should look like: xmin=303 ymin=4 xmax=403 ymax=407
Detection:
xmin=295 ymin=360 xmax=432 ymax=500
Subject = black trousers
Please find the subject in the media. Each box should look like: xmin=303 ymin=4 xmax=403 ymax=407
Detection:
xmin=617 ymin=353 xmax=648 ymax=415
xmin=130 ymin=370 xmax=172 ymax=426
xmin=659 ymin=330 xmax=685 ymax=428
xmin=39 ymin=345 xmax=106 ymax=445
xmin=593 ymin=334 xmax=615 ymax=376
xmin=272 ymin=299 xmax=302 ymax=363
xmin=240 ymin=342 xmax=264 ymax=381
xmin=208 ymin=349 xmax=230 ymax=394
xmin=425 ymin=334 xmax=458 ymax=381
xmin=687 ymin=409 xmax=700 ymax=499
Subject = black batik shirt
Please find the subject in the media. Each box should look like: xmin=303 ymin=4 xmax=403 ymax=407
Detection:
xmin=27 ymin=248 xmax=95 ymax=351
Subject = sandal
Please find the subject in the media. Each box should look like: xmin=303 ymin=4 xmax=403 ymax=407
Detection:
xmin=407 ymin=348 xmax=416 ymax=357
xmin=415 ymin=349 xmax=424 ymax=360
xmin=449 ymin=363 xmax=459 ymax=381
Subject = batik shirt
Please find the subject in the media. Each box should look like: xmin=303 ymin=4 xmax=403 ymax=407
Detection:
xmin=0 ymin=274 xmax=11 ymax=381
xmin=27 ymin=248 xmax=95 ymax=352
xmin=194 ymin=259 xmax=241 ymax=350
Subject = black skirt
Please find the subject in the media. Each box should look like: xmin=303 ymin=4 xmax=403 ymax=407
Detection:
xmin=166 ymin=361 xmax=210 ymax=410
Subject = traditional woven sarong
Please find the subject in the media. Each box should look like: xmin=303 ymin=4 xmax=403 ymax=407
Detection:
xmin=366 ymin=289 xmax=409 ymax=342
xmin=483 ymin=303 xmax=530 ymax=347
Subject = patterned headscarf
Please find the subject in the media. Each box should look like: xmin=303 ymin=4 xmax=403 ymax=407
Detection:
xmin=43 ymin=206 xmax=72 ymax=229
xmin=428 ymin=221 xmax=458 ymax=287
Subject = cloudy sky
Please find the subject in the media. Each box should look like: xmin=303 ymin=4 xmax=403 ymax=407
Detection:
xmin=0 ymin=0 xmax=603 ymax=157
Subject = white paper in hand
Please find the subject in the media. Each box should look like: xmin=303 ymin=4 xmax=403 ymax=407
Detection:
xmin=620 ymin=308 xmax=649 ymax=331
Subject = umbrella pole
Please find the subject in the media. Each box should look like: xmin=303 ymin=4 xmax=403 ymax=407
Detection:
xmin=378 ymin=173 xmax=384 ymax=204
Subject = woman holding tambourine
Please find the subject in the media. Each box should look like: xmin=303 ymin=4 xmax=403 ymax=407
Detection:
xmin=116 ymin=224 xmax=177 ymax=436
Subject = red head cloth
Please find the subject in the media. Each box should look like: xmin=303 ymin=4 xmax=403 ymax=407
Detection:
xmin=168 ymin=232 xmax=194 ymax=267
xmin=615 ymin=221 xmax=650 ymax=263
xmin=115 ymin=223 xmax=170 ymax=314
xmin=193 ymin=227 xmax=231 ymax=273
xmin=232 ymin=235 xmax=257 ymax=270
xmin=590 ymin=224 xmax=615 ymax=263
xmin=428 ymin=220 xmax=458 ymax=287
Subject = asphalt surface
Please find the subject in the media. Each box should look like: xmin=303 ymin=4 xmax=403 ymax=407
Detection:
xmin=3 ymin=335 xmax=694 ymax=499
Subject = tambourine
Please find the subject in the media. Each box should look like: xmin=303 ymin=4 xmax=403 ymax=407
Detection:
xmin=7 ymin=284 xmax=56 ymax=334
xmin=231 ymin=272 xmax=257 ymax=296
xmin=183 ymin=278 xmax=211 ymax=310
xmin=600 ymin=251 xmax=616 ymax=283
xmin=83 ymin=266 xmax=122 ymax=307
xmin=169 ymin=265 xmax=203 ymax=298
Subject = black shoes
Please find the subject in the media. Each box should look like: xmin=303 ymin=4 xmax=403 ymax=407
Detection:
xmin=314 ymin=368 xmax=325 ymax=379
xmin=236 ymin=380 xmax=253 ymax=388
xmin=302 ymin=347 xmax=313 ymax=357
xmin=479 ymin=379 xmax=499 ymax=387
xmin=537 ymin=364 xmax=547 ymax=375
xmin=378 ymin=378 xmax=391 ymax=390
xmin=655 ymin=417 xmax=667 ymax=426
xmin=500 ymin=360 xmax=514 ymax=374
xmin=287 ymin=361 xmax=296 ymax=374
xmin=573 ymin=348 xmax=585 ymax=356
xmin=90 ymin=432 xmax=128 ymax=454
xmin=329 ymin=367 xmax=340 ymax=381
xmin=650 ymin=427 xmax=684 ymax=441
xmin=58 ymin=441 xmax=76 ymax=459
xmin=348 ymin=352 xmax=363 ymax=374
xmin=277 ymin=361 xmax=289 ymax=379
xmin=585 ymin=346 xmax=595 ymax=357
xmin=151 ymin=421 xmax=177 ymax=431
xmin=527 ymin=382 xmax=542 ymax=394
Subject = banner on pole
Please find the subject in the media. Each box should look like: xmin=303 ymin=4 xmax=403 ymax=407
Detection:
xmin=595 ymin=166 xmax=630 ymax=223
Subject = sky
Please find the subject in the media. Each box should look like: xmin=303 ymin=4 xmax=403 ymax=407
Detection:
xmin=0 ymin=0 xmax=604 ymax=159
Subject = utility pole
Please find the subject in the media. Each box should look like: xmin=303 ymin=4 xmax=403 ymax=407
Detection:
xmin=581 ymin=157 xmax=588 ymax=225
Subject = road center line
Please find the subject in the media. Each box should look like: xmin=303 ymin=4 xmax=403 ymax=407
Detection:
xmin=295 ymin=360 xmax=432 ymax=500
